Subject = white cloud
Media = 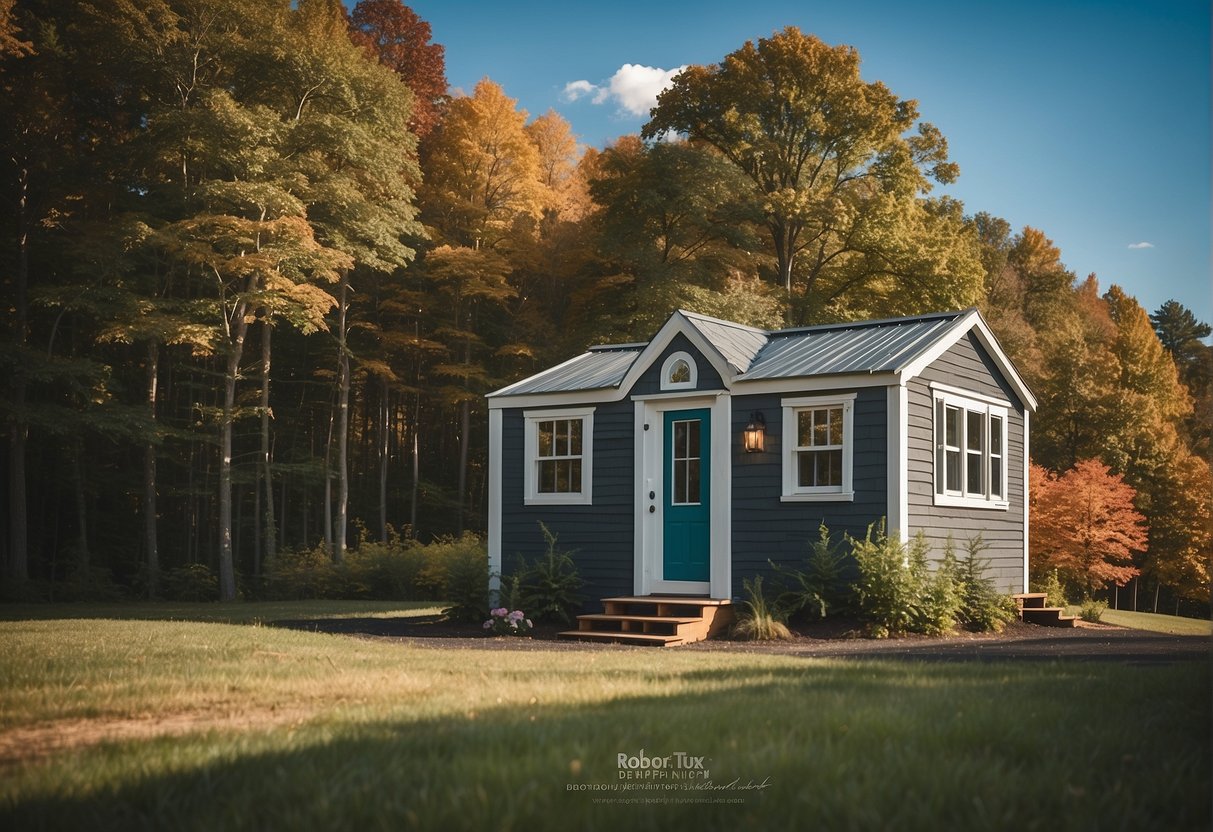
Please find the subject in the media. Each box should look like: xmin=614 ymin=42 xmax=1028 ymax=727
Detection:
xmin=1127 ymin=241 xmax=1155 ymax=249
xmin=561 ymin=63 xmax=687 ymax=117
xmin=562 ymin=80 xmax=597 ymax=102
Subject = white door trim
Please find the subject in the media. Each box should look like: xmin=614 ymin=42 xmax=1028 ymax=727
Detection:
xmin=633 ymin=392 xmax=731 ymax=599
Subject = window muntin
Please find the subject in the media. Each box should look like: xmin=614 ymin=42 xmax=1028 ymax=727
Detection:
xmin=933 ymin=391 xmax=1008 ymax=507
xmin=671 ymin=419 xmax=701 ymax=505
xmin=781 ymin=394 xmax=855 ymax=501
xmin=523 ymin=408 xmax=594 ymax=505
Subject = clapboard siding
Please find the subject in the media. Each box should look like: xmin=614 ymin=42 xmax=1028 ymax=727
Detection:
xmin=499 ymin=401 xmax=635 ymax=604
xmin=907 ymin=333 xmax=1027 ymax=592
xmin=730 ymin=387 xmax=887 ymax=596
xmin=629 ymin=333 xmax=725 ymax=396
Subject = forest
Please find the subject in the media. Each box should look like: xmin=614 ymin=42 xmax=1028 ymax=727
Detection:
xmin=1 ymin=0 xmax=1208 ymax=609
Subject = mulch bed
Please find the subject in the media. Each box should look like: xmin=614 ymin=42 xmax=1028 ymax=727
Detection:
xmin=271 ymin=613 xmax=1209 ymax=662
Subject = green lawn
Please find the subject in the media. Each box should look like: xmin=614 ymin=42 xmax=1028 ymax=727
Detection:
xmin=0 ymin=609 xmax=1208 ymax=831
xmin=1066 ymin=607 xmax=1213 ymax=636
xmin=0 ymin=599 xmax=440 ymax=624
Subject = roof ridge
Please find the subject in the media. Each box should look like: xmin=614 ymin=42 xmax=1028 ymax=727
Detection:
xmin=769 ymin=307 xmax=972 ymax=337
xmin=587 ymin=342 xmax=647 ymax=352
xmin=676 ymin=309 xmax=771 ymax=335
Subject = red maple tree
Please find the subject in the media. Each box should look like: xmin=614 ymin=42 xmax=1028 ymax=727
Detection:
xmin=349 ymin=0 xmax=447 ymax=138
xmin=1030 ymin=459 xmax=1147 ymax=592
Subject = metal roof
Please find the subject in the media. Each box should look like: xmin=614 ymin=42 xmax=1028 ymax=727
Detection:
xmin=489 ymin=308 xmax=976 ymax=397
xmin=492 ymin=347 xmax=641 ymax=396
xmin=740 ymin=312 xmax=965 ymax=380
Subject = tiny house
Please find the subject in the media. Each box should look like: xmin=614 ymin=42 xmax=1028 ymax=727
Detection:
xmin=486 ymin=308 xmax=1037 ymax=610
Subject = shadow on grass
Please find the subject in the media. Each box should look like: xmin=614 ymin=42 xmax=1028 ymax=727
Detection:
xmin=0 ymin=600 xmax=441 ymax=625
xmin=4 ymin=660 xmax=1209 ymax=831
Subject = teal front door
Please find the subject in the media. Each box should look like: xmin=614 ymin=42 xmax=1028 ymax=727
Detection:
xmin=663 ymin=408 xmax=711 ymax=582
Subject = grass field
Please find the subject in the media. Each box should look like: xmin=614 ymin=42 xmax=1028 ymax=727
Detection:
xmin=1067 ymin=607 xmax=1212 ymax=636
xmin=0 ymin=605 xmax=1208 ymax=831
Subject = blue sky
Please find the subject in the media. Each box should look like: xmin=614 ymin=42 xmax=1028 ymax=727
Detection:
xmin=404 ymin=0 xmax=1211 ymax=323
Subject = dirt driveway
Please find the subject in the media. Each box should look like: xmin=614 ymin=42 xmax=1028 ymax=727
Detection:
xmin=276 ymin=616 xmax=1209 ymax=664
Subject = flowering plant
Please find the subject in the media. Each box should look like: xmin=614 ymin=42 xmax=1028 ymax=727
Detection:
xmin=483 ymin=607 xmax=533 ymax=637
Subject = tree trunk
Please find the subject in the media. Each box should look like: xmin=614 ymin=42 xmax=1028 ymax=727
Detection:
xmin=144 ymin=341 xmax=159 ymax=597
xmin=323 ymin=392 xmax=334 ymax=556
xmin=378 ymin=380 xmax=389 ymax=543
xmin=334 ymin=274 xmax=350 ymax=562
xmin=7 ymin=163 xmax=30 ymax=585
xmin=218 ymin=302 xmax=249 ymax=601
xmin=1153 ymin=582 xmax=1159 ymax=614
xmin=409 ymin=393 xmax=419 ymax=539
xmin=457 ymin=398 xmax=470 ymax=535
xmin=72 ymin=445 xmax=89 ymax=570
xmin=259 ymin=317 xmax=275 ymax=574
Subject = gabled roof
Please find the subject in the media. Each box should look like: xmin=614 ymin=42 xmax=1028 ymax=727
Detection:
xmin=487 ymin=307 xmax=1037 ymax=411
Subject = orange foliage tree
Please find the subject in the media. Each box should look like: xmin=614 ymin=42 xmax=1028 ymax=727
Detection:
xmin=1030 ymin=460 xmax=1147 ymax=592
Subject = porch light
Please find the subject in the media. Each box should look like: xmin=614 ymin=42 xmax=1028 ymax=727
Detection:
xmin=743 ymin=411 xmax=766 ymax=453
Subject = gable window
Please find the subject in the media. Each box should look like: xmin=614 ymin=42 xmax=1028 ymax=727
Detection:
xmin=932 ymin=387 xmax=1008 ymax=509
xmin=781 ymin=393 xmax=855 ymax=502
xmin=523 ymin=407 xmax=594 ymax=505
xmin=660 ymin=351 xmax=697 ymax=391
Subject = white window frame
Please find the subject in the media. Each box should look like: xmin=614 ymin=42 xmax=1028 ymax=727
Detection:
xmin=781 ymin=393 xmax=856 ymax=502
xmin=660 ymin=351 xmax=697 ymax=391
xmin=931 ymin=386 xmax=1009 ymax=510
xmin=523 ymin=407 xmax=594 ymax=505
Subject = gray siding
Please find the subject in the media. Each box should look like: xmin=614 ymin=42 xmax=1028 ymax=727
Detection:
xmin=629 ymin=333 xmax=725 ymax=396
xmin=906 ymin=332 xmax=1027 ymax=592
xmin=499 ymin=400 xmax=635 ymax=605
xmin=730 ymin=387 xmax=887 ymax=597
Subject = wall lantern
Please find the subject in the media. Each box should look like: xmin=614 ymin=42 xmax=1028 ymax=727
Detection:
xmin=742 ymin=411 xmax=766 ymax=453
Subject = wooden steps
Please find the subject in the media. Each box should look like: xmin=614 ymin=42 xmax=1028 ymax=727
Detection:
xmin=1013 ymin=592 xmax=1078 ymax=628
xmin=559 ymin=596 xmax=734 ymax=647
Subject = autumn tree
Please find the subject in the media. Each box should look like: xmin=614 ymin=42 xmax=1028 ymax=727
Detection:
xmin=1030 ymin=460 xmax=1146 ymax=593
xmin=349 ymin=0 xmax=446 ymax=138
xmin=643 ymin=26 xmax=983 ymax=324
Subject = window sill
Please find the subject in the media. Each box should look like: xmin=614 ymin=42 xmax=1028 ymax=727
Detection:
xmin=524 ymin=494 xmax=592 ymax=507
xmin=933 ymin=494 xmax=1009 ymax=511
xmin=780 ymin=491 xmax=855 ymax=503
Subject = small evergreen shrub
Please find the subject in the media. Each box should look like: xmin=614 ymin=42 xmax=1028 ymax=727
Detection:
xmin=955 ymin=536 xmax=1018 ymax=632
xmin=849 ymin=524 xmax=964 ymax=637
xmin=732 ymin=576 xmax=792 ymax=641
xmin=917 ymin=537 xmax=962 ymax=636
xmin=1080 ymin=597 xmax=1108 ymax=623
xmin=772 ymin=524 xmax=848 ymax=621
xmin=161 ymin=563 xmax=220 ymax=602
xmin=517 ymin=522 xmax=585 ymax=625
xmin=1036 ymin=569 xmax=1069 ymax=609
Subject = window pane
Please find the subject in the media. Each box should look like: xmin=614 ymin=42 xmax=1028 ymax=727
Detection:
xmin=991 ymin=458 xmax=1002 ymax=498
xmin=825 ymin=449 xmax=842 ymax=486
xmin=946 ymin=449 xmax=961 ymax=491
xmin=538 ymin=421 xmax=553 ymax=457
xmin=828 ymin=408 xmax=843 ymax=445
xmin=539 ymin=459 xmax=556 ymax=492
xmin=945 ymin=407 xmax=960 ymax=448
xmin=559 ymin=420 xmax=572 ymax=456
xmin=687 ymin=459 xmax=700 ymax=503
xmin=798 ymin=411 xmax=812 ymax=447
xmin=674 ymin=459 xmax=688 ymax=503
xmin=688 ymin=419 xmax=700 ymax=456
xmin=669 ymin=359 xmax=690 ymax=384
xmin=966 ymin=450 xmax=983 ymax=494
xmin=674 ymin=421 xmax=688 ymax=458
xmin=797 ymin=451 xmax=814 ymax=487
xmin=569 ymin=418 xmax=582 ymax=456
xmin=990 ymin=416 xmax=1002 ymax=456
xmin=556 ymin=459 xmax=571 ymax=492
xmin=966 ymin=410 xmax=983 ymax=452
xmin=813 ymin=410 xmax=828 ymax=446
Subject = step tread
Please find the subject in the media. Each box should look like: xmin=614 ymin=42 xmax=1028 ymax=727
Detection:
xmin=558 ymin=630 xmax=683 ymax=645
xmin=1012 ymin=592 xmax=1048 ymax=598
xmin=600 ymin=596 xmax=732 ymax=606
xmin=578 ymin=614 xmax=702 ymax=624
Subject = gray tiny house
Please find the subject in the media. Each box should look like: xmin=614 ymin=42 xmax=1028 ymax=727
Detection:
xmin=486 ymin=308 xmax=1037 ymax=619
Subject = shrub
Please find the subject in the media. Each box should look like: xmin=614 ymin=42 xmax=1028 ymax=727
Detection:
xmin=849 ymin=524 xmax=964 ymax=637
xmin=1080 ymin=597 xmax=1108 ymax=623
xmin=483 ymin=607 xmax=533 ymax=637
xmin=56 ymin=564 xmax=127 ymax=602
xmin=955 ymin=536 xmax=1018 ymax=632
xmin=433 ymin=534 xmax=490 ymax=623
xmin=161 ymin=563 xmax=220 ymax=602
xmin=917 ymin=537 xmax=962 ymax=636
xmin=517 ymin=523 xmax=585 ymax=625
xmin=732 ymin=576 xmax=792 ymax=641
xmin=772 ymin=524 xmax=848 ymax=621
xmin=1035 ymin=569 xmax=1069 ymax=609
xmin=265 ymin=545 xmax=346 ymax=600
xmin=343 ymin=537 xmax=427 ymax=600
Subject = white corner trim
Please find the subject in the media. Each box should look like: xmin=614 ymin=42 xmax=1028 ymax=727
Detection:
xmin=660 ymin=351 xmax=698 ymax=391
xmin=1023 ymin=409 xmax=1031 ymax=593
xmin=632 ymin=400 xmax=647 ymax=596
xmin=522 ymin=406 xmax=595 ymax=506
xmin=487 ymin=408 xmax=502 ymax=598
xmin=887 ymin=383 xmax=908 ymax=541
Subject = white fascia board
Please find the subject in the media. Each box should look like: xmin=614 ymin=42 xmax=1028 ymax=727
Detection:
xmin=615 ymin=310 xmax=735 ymax=393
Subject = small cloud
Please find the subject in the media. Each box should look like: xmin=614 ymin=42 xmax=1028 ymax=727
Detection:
xmin=1127 ymin=241 xmax=1154 ymax=249
xmin=561 ymin=63 xmax=687 ymax=117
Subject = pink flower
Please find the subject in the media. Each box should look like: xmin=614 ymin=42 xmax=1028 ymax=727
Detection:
xmin=492 ymin=607 xmax=508 ymax=617
xmin=508 ymin=610 xmax=525 ymax=621
xmin=525 ymin=620 xmax=533 ymax=628
xmin=483 ymin=621 xmax=492 ymax=629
